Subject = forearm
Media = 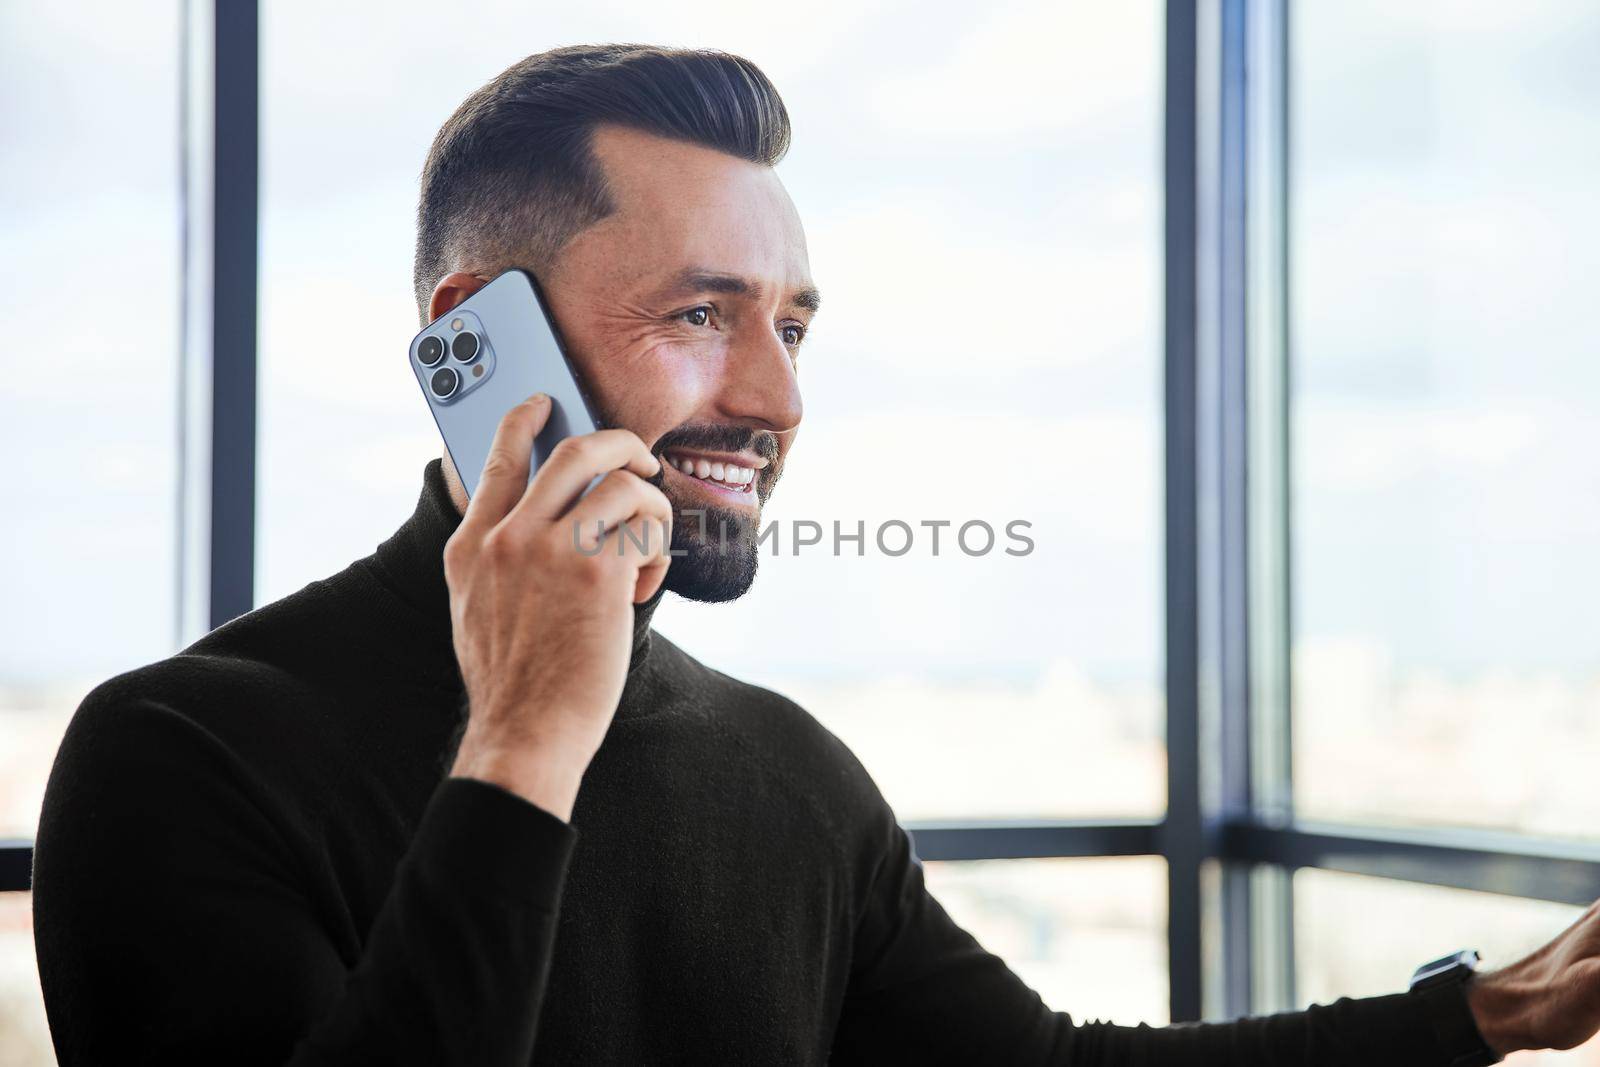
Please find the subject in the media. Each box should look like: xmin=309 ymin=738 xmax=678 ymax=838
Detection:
xmin=1063 ymin=989 xmax=1482 ymax=1066
xmin=287 ymin=777 xmax=577 ymax=1066
xmin=839 ymin=968 xmax=1469 ymax=1065
xmin=37 ymin=698 xmax=582 ymax=1066
xmin=841 ymin=817 xmax=1483 ymax=1066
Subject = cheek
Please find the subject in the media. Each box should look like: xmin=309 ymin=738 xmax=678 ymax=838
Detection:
xmin=582 ymin=339 xmax=721 ymax=439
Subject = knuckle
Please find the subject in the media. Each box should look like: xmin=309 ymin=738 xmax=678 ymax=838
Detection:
xmin=553 ymin=517 xmax=597 ymax=558
xmin=604 ymin=469 xmax=641 ymax=492
xmin=442 ymin=533 xmax=470 ymax=573
xmin=480 ymin=449 xmax=519 ymax=480
xmin=573 ymin=546 xmax=612 ymax=583
xmin=481 ymin=527 xmax=520 ymax=564
xmin=551 ymin=435 xmax=587 ymax=462
xmin=635 ymin=517 xmax=667 ymax=553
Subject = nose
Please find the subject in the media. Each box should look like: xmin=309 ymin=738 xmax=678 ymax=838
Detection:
xmin=710 ymin=325 xmax=803 ymax=434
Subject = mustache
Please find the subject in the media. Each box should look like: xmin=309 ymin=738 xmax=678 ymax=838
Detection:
xmin=651 ymin=424 xmax=780 ymax=467
xmin=649 ymin=424 xmax=783 ymax=506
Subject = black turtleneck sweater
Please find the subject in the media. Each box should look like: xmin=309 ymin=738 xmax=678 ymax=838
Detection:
xmin=32 ymin=459 xmax=1484 ymax=1065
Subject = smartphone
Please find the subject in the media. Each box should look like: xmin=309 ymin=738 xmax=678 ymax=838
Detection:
xmin=407 ymin=268 xmax=601 ymax=500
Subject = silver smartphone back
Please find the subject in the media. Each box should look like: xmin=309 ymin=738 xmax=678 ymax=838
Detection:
xmin=408 ymin=269 xmax=601 ymax=500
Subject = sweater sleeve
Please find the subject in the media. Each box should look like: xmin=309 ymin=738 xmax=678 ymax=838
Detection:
xmin=32 ymin=693 xmax=577 ymax=1067
xmin=830 ymin=819 xmax=1481 ymax=1065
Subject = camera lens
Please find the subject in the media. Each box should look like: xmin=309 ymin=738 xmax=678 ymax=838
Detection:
xmin=429 ymin=366 xmax=460 ymax=399
xmin=451 ymin=331 xmax=481 ymax=362
xmin=416 ymin=335 xmax=445 ymax=366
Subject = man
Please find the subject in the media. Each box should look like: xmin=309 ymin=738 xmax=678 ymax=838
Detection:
xmin=29 ymin=43 xmax=1600 ymax=1065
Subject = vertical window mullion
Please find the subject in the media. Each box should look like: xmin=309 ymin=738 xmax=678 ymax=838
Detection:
xmin=209 ymin=0 xmax=259 ymax=630
xmin=1163 ymin=0 xmax=1205 ymax=1025
xmin=1243 ymin=0 xmax=1296 ymax=1013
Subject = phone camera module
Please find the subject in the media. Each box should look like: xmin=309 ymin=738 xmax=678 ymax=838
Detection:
xmin=417 ymin=335 xmax=445 ymax=366
xmin=451 ymin=331 xmax=481 ymax=362
xmin=429 ymin=366 xmax=460 ymax=399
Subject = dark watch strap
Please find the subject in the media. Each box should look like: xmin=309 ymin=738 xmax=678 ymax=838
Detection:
xmin=1413 ymin=978 xmax=1501 ymax=1067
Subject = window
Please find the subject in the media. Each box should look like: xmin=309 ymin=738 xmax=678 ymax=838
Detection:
xmin=0 ymin=3 xmax=183 ymax=837
xmin=1193 ymin=0 xmax=1600 ymax=1029
xmin=1233 ymin=0 xmax=1600 ymax=1037
xmin=10 ymin=1 xmax=1600 ymax=1057
xmin=1296 ymin=871 xmax=1600 ymax=1063
xmin=1289 ymin=0 xmax=1600 ymax=838
xmin=0 ymin=1 xmax=184 ymax=1049
xmin=256 ymin=0 xmax=1167 ymax=824
xmin=0 ymin=895 xmax=50 ymax=1065
xmin=926 ymin=858 xmax=1169 ymax=1025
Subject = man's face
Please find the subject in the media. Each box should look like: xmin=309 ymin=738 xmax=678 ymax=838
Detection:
xmin=536 ymin=124 xmax=817 ymax=602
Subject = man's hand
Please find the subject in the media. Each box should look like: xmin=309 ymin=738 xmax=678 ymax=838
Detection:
xmin=1468 ymin=898 xmax=1600 ymax=1055
xmin=443 ymin=394 xmax=672 ymax=822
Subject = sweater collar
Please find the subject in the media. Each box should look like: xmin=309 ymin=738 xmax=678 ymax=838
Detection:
xmin=368 ymin=458 xmax=664 ymax=686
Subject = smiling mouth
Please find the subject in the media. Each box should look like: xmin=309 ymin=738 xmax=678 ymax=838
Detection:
xmin=662 ymin=451 xmax=764 ymax=495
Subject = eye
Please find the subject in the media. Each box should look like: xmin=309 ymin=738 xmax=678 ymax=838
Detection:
xmin=779 ymin=322 xmax=807 ymax=348
xmin=679 ymin=305 xmax=714 ymax=328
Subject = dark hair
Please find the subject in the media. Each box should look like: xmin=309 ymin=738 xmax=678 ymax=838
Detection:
xmin=412 ymin=44 xmax=791 ymax=324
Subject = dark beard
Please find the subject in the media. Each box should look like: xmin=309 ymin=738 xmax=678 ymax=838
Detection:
xmin=662 ymin=502 xmax=761 ymax=602
xmin=612 ymin=417 xmax=782 ymax=604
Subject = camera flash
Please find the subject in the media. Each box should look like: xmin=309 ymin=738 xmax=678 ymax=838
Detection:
xmin=472 ymin=365 xmax=485 ymax=378
xmin=451 ymin=318 xmax=464 ymax=331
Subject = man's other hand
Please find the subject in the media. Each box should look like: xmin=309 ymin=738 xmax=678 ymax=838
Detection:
xmin=1469 ymin=898 xmax=1600 ymax=1055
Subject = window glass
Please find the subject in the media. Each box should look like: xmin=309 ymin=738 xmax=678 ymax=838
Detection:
xmin=1289 ymin=0 xmax=1600 ymax=836
xmin=0 ymin=5 xmax=182 ymax=840
xmin=1296 ymin=869 xmax=1599 ymax=1064
xmin=0 ymin=893 xmax=51 ymax=1066
xmin=258 ymin=1 xmax=1166 ymax=820
xmin=924 ymin=857 xmax=1168 ymax=1025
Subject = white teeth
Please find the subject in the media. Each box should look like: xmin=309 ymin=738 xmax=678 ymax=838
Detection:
xmin=668 ymin=454 xmax=756 ymax=489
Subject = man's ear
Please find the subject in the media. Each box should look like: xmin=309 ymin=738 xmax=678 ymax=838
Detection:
xmin=428 ymin=271 xmax=491 ymax=323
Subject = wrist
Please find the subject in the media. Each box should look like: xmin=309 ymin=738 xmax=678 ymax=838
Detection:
xmin=1466 ymin=968 xmax=1533 ymax=1058
xmin=451 ymin=725 xmax=593 ymax=823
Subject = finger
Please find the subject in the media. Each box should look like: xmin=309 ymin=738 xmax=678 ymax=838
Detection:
xmin=558 ymin=471 xmax=671 ymax=548
xmin=563 ymin=499 xmax=673 ymax=563
xmin=633 ymin=518 xmax=672 ymax=604
xmin=587 ymin=514 xmax=671 ymax=592
xmin=461 ymin=395 xmax=552 ymax=537
xmin=520 ymin=429 xmax=661 ymax=520
xmin=601 ymin=514 xmax=671 ymax=565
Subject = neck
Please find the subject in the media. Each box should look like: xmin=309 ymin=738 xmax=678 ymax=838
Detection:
xmin=440 ymin=452 xmax=470 ymax=516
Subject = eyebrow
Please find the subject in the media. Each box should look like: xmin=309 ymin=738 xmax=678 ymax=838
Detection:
xmin=668 ymin=269 xmax=822 ymax=314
